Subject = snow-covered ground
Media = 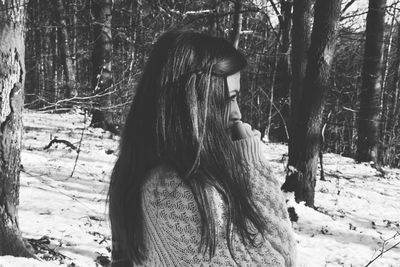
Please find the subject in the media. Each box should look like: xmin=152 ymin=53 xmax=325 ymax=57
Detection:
xmin=0 ymin=110 xmax=399 ymax=266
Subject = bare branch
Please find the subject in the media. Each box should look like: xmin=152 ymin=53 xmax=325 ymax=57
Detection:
xmin=365 ymin=232 xmax=400 ymax=267
xmin=341 ymin=0 xmax=357 ymax=14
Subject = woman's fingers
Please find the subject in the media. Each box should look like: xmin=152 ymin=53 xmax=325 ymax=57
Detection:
xmin=230 ymin=121 xmax=259 ymax=140
xmin=231 ymin=121 xmax=247 ymax=140
xmin=253 ymin=129 xmax=261 ymax=139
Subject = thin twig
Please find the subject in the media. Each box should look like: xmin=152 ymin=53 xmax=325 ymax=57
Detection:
xmin=71 ymin=110 xmax=87 ymax=177
xmin=341 ymin=0 xmax=357 ymax=14
xmin=365 ymin=232 xmax=400 ymax=267
xmin=259 ymin=89 xmax=290 ymax=140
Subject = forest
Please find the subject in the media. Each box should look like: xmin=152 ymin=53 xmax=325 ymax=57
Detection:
xmin=0 ymin=0 xmax=400 ymax=266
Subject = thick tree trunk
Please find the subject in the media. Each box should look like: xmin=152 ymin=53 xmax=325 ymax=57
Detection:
xmin=90 ymin=0 xmax=117 ymax=134
xmin=283 ymin=0 xmax=342 ymax=207
xmin=0 ymin=0 xmax=34 ymax=257
xmin=356 ymin=0 xmax=386 ymax=164
xmin=282 ymin=0 xmax=313 ymax=193
xmin=53 ymin=0 xmax=77 ymax=99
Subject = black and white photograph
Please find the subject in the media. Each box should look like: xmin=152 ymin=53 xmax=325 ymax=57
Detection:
xmin=0 ymin=0 xmax=399 ymax=266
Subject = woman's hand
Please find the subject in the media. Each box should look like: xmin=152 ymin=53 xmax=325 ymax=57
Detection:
xmin=230 ymin=121 xmax=261 ymax=141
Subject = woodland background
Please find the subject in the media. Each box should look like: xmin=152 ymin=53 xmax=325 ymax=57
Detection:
xmin=1 ymin=0 xmax=400 ymax=264
xmin=23 ymin=0 xmax=400 ymax=166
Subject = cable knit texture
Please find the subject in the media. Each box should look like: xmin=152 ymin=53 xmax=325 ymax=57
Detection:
xmin=139 ymin=136 xmax=297 ymax=266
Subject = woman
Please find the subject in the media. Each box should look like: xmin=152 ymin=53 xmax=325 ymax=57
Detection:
xmin=109 ymin=29 xmax=297 ymax=266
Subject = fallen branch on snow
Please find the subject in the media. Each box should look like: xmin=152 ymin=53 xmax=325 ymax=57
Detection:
xmin=43 ymin=138 xmax=77 ymax=150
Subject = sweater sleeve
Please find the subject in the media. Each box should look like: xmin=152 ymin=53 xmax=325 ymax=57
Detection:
xmin=139 ymin=138 xmax=297 ymax=267
xmin=233 ymin=136 xmax=298 ymax=267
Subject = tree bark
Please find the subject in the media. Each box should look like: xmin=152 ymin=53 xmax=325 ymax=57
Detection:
xmin=282 ymin=0 xmax=313 ymax=193
xmin=130 ymin=0 xmax=144 ymax=74
xmin=90 ymin=0 xmax=117 ymax=134
xmin=283 ymin=0 xmax=342 ymax=207
xmin=356 ymin=0 xmax=386 ymax=163
xmin=380 ymin=6 xmax=396 ymax=147
xmin=0 ymin=0 xmax=34 ymax=257
xmin=53 ymin=0 xmax=77 ymax=99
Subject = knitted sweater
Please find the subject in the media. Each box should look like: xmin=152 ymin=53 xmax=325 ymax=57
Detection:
xmin=138 ymin=136 xmax=297 ymax=266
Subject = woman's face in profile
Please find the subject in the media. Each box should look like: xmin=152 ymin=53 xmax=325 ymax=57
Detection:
xmin=226 ymin=71 xmax=242 ymax=129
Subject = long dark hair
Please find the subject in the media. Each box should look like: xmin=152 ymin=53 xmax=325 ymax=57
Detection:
xmin=109 ymin=29 xmax=267 ymax=264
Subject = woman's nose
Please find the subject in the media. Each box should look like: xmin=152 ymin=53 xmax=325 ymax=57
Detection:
xmin=229 ymin=100 xmax=241 ymax=121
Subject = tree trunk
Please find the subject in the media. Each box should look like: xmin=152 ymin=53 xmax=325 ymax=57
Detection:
xmin=53 ymin=0 xmax=77 ymax=99
xmin=0 ymin=0 xmax=34 ymax=257
xmin=53 ymin=27 xmax=59 ymax=103
xmin=282 ymin=0 xmax=313 ymax=193
xmin=276 ymin=0 xmax=293 ymax=99
xmin=283 ymin=0 xmax=342 ymax=207
xmin=25 ymin=0 xmax=39 ymax=106
xmin=43 ymin=24 xmax=54 ymax=106
xmin=356 ymin=0 xmax=386 ymax=163
xmin=380 ymin=6 xmax=396 ymax=149
xmin=129 ymin=0 xmax=143 ymax=77
xmin=208 ymin=0 xmax=221 ymax=36
xmin=135 ymin=0 xmax=144 ymax=69
xmin=90 ymin=0 xmax=117 ymax=134
xmin=274 ymin=0 xmax=293 ymax=142
xmin=387 ymin=24 xmax=400 ymax=166
xmin=230 ymin=0 xmax=242 ymax=49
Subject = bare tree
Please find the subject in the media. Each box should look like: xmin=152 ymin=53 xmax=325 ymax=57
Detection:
xmin=282 ymin=0 xmax=313 ymax=193
xmin=283 ymin=0 xmax=342 ymax=207
xmin=356 ymin=0 xmax=386 ymax=164
xmin=53 ymin=0 xmax=77 ymax=99
xmin=274 ymin=0 xmax=293 ymax=142
xmin=0 ymin=0 xmax=34 ymax=257
xmin=90 ymin=0 xmax=117 ymax=133
xmin=230 ymin=0 xmax=242 ymax=49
